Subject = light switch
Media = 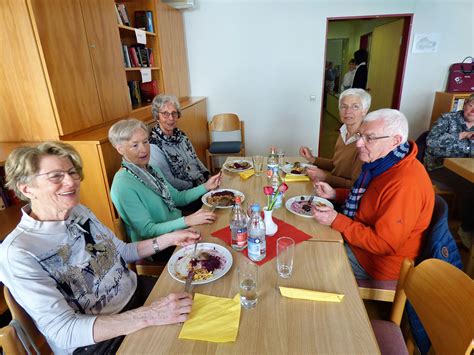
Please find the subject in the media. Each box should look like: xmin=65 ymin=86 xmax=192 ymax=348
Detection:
xmin=310 ymin=95 xmax=317 ymax=101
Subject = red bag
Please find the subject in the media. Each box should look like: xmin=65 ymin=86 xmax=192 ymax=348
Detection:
xmin=446 ymin=56 xmax=474 ymax=92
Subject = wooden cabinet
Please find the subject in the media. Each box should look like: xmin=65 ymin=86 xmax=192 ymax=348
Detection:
xmin=430 ymin=91 xmax=472 ymax=127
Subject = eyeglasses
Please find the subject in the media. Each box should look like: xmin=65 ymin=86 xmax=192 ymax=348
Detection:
xmin=339 ymin=104 xmax=362 ymax=111
xmin=159 ymin=111 xmax=180 ymax=119
xmin=36 ymin=168 xmax=81 ymax=184
xmin=354 ymin=132 xmax=391 ymax=144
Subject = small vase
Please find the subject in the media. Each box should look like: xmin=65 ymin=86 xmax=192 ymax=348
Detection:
xmin=263 ymin=208 xmax=278 ymax=236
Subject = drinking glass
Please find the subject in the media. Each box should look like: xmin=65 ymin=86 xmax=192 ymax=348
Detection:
xmin=277 ymin=237 xmax=295 ymax=278
xmin=238 ymin=260 xmax=258 ymax=309
xmin=252 ymin=155 xmax=264 ymax=176
xmin=277 ymin=149 xmax=285 ymax=167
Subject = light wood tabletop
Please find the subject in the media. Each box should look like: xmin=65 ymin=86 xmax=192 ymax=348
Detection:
xmin=118 ymin=157 xmax=379 ymax=354
xmin=444 ymin=157 xmax=474 ymax=183
xmin=118 ymin=241 xmax=379 ymax=354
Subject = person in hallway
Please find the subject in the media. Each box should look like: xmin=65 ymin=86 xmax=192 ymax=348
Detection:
xmin=424 ymin=93 xmax=474 ymax=248
xmin=148 ymin=94 xmax=209 ymax=191
xmin=312 ymin=109 xmax=435 ymax=280
xmin=0 ymin=142 xmax=198 ymax=354
xmin=110 ymin=119 xmax=221 ymax=244
xmin=299 ymin=88 xmax=371 ymax=188
xmin=340 ymin=59 xmax=356 ymax=92
xmin=324 ymin=61 xmax=337 ymax=94
xmin=351 ymin=49 xmax=368 ymax=90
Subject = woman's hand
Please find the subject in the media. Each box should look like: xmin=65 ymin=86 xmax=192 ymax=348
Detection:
xmin=165 ymin=228 xmax=201 ymax=247
xmin=204 ymin=172 xmax=222 ymax=190
xmin=147 ymin=293 xmax=194 ymax=325
xmin=299 ymin=146 xmax=315 ymax=163
xmin=459 ymin=131 xmax=474 ymax=140
xmin=314 ymin=181 xmax=336 ymax=200
xmin=312 ymin=205 xmax=337 ymax=226
xmin=306 ymin=166 xmax=327 ymax=182
xmin=184 ymin=209 xmax=216 ymax=227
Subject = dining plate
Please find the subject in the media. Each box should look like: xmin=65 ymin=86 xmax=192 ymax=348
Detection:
xmin=201 ymin=188 xmax=245 ymax=209
xmin=285 ymin=195 xmax=334 ymax=218
xmin=167 ymin=243 xmax=233 ymax=285
xmin=223 ymin=159 xmax=253 ymax=172
xmin=281 ymin=163 xmax=310 ymax=175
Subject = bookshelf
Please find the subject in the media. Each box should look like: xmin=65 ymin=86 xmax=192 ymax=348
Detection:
xmin=430 ymin=91 xmax=472 ymax=127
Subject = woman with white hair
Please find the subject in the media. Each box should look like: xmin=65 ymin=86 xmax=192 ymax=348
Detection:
xmin=300 ymin=88 xmax=371 ymax=188
xmin=109 ymin=119 xmax=221 ymax=243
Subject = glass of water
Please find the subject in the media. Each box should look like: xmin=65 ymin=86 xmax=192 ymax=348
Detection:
xmin=277 ymin=149 xmax=285 ymax=168
xmin=238 ymin=260 xmax=258 ymax=309
xmin=277 ymin=237 xmax=295 ymax=278
xmin=252 ymin=155 xmax=264 ymax=176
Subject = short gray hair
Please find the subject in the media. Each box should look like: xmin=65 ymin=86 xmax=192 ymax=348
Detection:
xmin=108 ymin=118 xmax=148 ymax=148
xmin=151 ymin=94 xmax=181 ymax=120
xmin=364 ymin=109 xmax=409 ymax=143
xmin=339 ymin=88 xmax=372 ymax=111
xmin=5 ymin=141 xmax=83 ymax=201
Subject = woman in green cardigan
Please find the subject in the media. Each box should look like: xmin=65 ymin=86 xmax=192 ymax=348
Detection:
xmin=109 ymin=119 xmax=221 ymax=243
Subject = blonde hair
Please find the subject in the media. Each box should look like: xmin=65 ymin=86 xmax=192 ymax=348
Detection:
xmin=5 ymin=141 xmax=83 ymax=201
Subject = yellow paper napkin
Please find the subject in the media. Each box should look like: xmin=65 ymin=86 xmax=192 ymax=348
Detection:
xmin=179 ymin=293 xmax=241 ymax=342
xmin=239 ymin=169 xmax=255 ymax=179
xmin=279 ymin=286 xmax=344 ymax=302
xmin=284 ymin=174 xmax=310 ymax=182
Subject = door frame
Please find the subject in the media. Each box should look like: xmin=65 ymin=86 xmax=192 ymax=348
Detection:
xmin=318 ymin=14 xmax=413 ymax=156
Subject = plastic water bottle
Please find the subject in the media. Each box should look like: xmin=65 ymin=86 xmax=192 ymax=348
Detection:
xmin=230 ymin=196 xmax=248 ymax=250
xmin=269 ymin=166 xmax=283 ymax=209
xmin=247 ymin=204 xmax=266 ymax=262
xmin=267 ymin=147 xmax=278 ymax=175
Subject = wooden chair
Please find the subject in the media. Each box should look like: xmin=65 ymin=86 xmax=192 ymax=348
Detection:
xmin=3 ymin=287 xmax=51 ymax=354
xmin=205 ymin=113 xmax=245 ymax=173
xmin=371 ymin=258 xmax=474 ymax=355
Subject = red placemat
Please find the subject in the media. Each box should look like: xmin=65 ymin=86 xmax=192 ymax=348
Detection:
xmin=211 ymin=217 xmax=312 ymax=265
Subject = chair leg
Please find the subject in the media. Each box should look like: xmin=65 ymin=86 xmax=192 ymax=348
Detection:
xmin=206 ymin=151 xmax=213 ymax=173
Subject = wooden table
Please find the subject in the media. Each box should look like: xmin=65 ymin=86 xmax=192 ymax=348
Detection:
xmin=444 ymin=157 xmax=474 ymax=183
xmin=118 ymin=157 xmax=379 ymax=354
xmin=118 ymin=241 xmax=379 ymax=354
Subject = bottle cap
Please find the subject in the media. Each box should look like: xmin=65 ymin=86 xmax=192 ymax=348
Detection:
xmin=251 ymin=203 xmax=260 ymax=212
xmin=234 ymin=196 xmax=241 ymax=204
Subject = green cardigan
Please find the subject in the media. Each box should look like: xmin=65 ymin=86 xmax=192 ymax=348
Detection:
xmin=111 ymin=167 xmax=207 ymax=242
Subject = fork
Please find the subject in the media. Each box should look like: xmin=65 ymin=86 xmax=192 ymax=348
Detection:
xmin=303 ymin=190 xmax=316 ymax=212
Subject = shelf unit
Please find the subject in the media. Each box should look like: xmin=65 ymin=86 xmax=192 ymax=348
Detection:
xmin=430 ymin=91 xmax=472 ymax=127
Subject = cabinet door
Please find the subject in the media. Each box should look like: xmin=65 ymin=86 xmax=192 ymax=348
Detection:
xmin=80 ymin=0 xmax=131 ymax=122
xmin=179 ymin=100 xmax=209 ymax=163
xmin=30 ymin=0 xmax=103 ymax=135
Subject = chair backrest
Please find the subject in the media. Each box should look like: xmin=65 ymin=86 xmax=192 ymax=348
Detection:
xmin=209 ymin=113 xmax=241 ymax=132
xmin=401 ymin=259 xmax=474 ymax=355
xmin=415 ymin=130 xmax=429 ymax=163
xmin=3 ymin=287 xmax=51 ymax=353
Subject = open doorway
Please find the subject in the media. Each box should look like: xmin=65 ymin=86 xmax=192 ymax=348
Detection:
xmin=319 ymin=14 xmax=413 ymax=158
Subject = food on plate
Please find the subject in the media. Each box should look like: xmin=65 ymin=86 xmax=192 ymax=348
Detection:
xmin=206 ymin=190 xmax=236 ymax=207
xmin=290 ymin=197 xmax=329 ymax=216
xmin=179 ymin=251 xmax=224 ymax=281
xmin=290 ymin=162 xmax=305 ymax=175
xmin=226 ymin=161 xmax=250 ymax=170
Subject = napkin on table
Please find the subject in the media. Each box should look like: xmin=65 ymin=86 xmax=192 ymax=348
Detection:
xmin=239 ymin=169 xmax=255 ymax=179
xmin=284 ymin=174 xmax=310 ymax=182
xmin=179 ymin=293 xmax=241 ymax=342
xmin=279 ymin=286 xmax=344 ymax=302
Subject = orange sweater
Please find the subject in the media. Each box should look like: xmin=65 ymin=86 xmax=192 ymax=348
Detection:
xmin=331 ymin=142 xmax=435 ymax=280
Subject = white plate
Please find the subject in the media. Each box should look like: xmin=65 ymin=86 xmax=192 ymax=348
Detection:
xmin=223 ymin=159 xmax=253 ymax=173
xmin=285 ymin=195 xmax=334 ymax=218
xmin=167 ymin=243 xmax=233 ymax=285
xmin=281 ymin=163 xmax=310 ymax=175
xmin=201 ymin=188 xmax=245 ymax=209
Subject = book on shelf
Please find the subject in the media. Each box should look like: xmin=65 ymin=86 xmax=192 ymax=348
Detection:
xmin=147 ymin=48 xmax=155 ymax=67
xmin=140 ymin=80 xmax=158 ymax=103
xmin=128 ymin=81 xmax=142 ymax=106
xmin=133 ymin=45 xmax=150 ymax=67
xmin=456 ymin=98 xmax=465 ymax=111
xmin=116 ymin=3 xmax=130 ymax=26
xmin=128 ymin=47 xmax=140 ymax=67
xmin=114 ymin=3 xmax=123 ymax=25
xmin=135 ymin=11 xmax=154 ymax=32
xmin=122 ymin=44 xmax=131 ymax=68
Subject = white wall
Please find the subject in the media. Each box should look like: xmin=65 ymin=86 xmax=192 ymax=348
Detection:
xmin=183 ymin=0 xmax=474 ymax=156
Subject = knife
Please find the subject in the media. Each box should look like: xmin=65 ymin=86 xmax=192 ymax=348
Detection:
xmin=184 ymin=269 xmax=194 ymax=293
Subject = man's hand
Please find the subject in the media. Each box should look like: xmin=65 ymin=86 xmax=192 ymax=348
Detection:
xmin=299 ymin=146 xmax=315 ymax=163
xmin=312 ymin=205 xmax=338 ymax=226
xmin=314 ymin=181 xmax=336 ymax=200
xmin=184 ymin=209 xmax=216 ymax=227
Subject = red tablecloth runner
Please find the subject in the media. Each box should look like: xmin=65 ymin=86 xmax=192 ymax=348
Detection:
xmin=211 ymin=217 xmax=312 ymax=265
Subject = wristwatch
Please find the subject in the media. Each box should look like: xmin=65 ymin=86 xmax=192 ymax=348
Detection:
xmin=152 ymin=238 xmax=161 ymax=254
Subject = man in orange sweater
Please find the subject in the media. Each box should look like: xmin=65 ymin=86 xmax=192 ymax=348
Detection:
xmin=313 ymin=109 xmax=435 ymax=280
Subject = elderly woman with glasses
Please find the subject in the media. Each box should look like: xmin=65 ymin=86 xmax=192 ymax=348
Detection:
xmin=110 ymin=118 xmax=221 ymax=244
xmin=300 ymin=88 xmax=371 ymax=188
xmin=0 ymin=142 xmax=199 ymax=354
xmin=148 ymin=94 xmax=209 ymax=191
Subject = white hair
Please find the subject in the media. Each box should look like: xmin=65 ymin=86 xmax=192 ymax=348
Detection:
xmin=364 ymin=109 xmax=409 ymax=143
xmin=339 ymin=88 xmax=372 ymax=111
xmin=108 ymin=118 xmax=148 ymax=148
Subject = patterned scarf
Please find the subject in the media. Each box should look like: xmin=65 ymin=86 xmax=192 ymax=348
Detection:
xmin=121 ymin=159 xmax=176 ymax=211
xmin=149 ymin=126 xmax=208 ymax=185
xmin=343 ymin=142 xmax=410 ymax=218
